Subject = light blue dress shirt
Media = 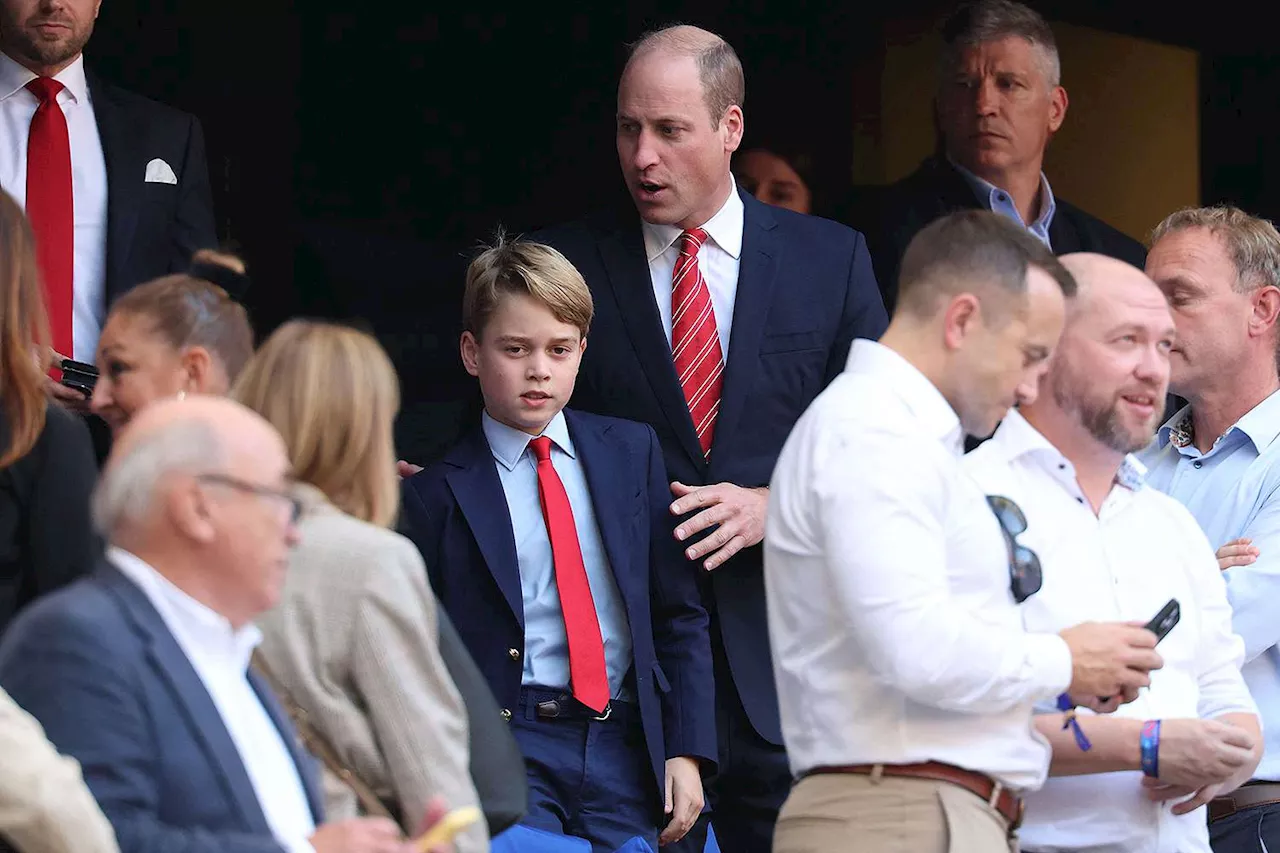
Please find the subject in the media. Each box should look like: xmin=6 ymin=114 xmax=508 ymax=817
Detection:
xmin=950 ymin=157 xmax=1057 ymax=250
xmin=1141 ymin=389 xmax=1280 ymax=779
xmin=482 ymin=410 xmax=633 ymax=699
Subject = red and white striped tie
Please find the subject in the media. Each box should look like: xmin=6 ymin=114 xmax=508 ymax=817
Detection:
xmin=672 ymin=228 xmax=724 ymax=458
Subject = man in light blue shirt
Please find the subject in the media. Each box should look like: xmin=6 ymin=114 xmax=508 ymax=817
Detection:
xmin=1142 ymin=205 xmax=1280 ymax=852
xmin=952 ymin=157 xmax=1057 ymax=249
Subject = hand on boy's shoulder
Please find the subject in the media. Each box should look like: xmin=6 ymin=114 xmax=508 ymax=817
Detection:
xmin=669 ymin=481 xmax=770 ymax=571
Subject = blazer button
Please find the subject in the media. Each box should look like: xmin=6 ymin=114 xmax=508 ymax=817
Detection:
xmin=509 ymin=648 xmax=521 ymax=660
xmin=500 ymin=708 xmax=512 ymax=721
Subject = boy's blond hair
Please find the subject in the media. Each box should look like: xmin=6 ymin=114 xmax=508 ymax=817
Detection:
xmin=463 ymin=233 xmax=594 ymax=338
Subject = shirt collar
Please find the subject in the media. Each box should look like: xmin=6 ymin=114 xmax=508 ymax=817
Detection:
xmin=642 ymin=178 xmax=745 ymax=264
xmin=845 ymin=339 xmax=965 ymax=455
xmin=107 ymin=545 xmax=261 ymax=668
xmin=1157 ymin=389 xmax=1280 ymax=455
xmin=0 ymin=51 xmax=88 ymax=104
xmin=988 ymin=409 xmax=1148 ymax=491
xmin=481 ymin=409 xmax=575 ymax=472
xmin=949 ymin=155 xmax=1056 ymax=232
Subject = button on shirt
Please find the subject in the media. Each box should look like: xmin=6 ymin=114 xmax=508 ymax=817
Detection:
xmin=966 ymin=412 xmax=1254 ymax=853
xmin=483 ymin=410 xmax=633 ymax=697
xmin=642 ymin=182 xmax=743 ymax=360
xmin=1141 ymin=390 xmax=1280 ymax=781
xmin=765 ymin=339 xmax=1073 ymax=789
xmin=106 ymin=547 xmax=317 ymax=853
xmin=0 ymin=51 xmax=108 ymax=362
xmin=951 ymin=156 xmax=1057 ymax=249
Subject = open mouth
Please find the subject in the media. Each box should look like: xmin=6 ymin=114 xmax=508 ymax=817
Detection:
xmin=637 ymin=180 xmax=665 ymax=197
xmin=1121 ymin=393 xmax=1157 ymax=414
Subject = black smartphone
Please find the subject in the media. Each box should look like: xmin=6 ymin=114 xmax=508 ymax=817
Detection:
xmin=1145 ymin=598 xmax=1180 ymax=643
xmin=1096 ymin=599 xmax=1180 ymax=704
xmin=60 ymin=358 xmax=99 ymax=396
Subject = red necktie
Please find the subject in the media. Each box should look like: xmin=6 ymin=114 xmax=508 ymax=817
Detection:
xmin=529 ymin=436 xmax=610 ymax=713
xmin=26 ymin=78 xmax=75 ymax=358
xmin=672 ymin=229 xmax=724 ymax=458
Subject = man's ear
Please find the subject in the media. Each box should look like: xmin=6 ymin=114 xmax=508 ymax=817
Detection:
xmin=460 ymin=331 xmax=481 ymax=377
xmin=942 ymin=293 xmax=983 ymax=351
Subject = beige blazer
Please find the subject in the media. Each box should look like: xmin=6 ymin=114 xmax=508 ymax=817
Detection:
xmin=256 ymin=486 xmax=488 ymax=852
xmin=0 ymin=686 xmax=119 ymax=853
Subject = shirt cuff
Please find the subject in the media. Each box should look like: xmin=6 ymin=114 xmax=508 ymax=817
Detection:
xmin=1024 ymin=632 xmax=1074 ymax=701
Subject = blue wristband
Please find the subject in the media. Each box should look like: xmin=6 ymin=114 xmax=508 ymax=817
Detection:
xmin=1140 ymin=719 xmax=1161 ymax=778
xmin=1056 ymin=693 xmax=1093 ymax=751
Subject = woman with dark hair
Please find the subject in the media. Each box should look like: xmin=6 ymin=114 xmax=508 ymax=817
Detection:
xmin=0 ymin=189 xmax=99 ymax=634
xmin=734 ymin=146 xmax=814 ymax=215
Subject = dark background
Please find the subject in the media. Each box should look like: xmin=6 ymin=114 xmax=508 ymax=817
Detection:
xmin=86 ymin=0 xmax=1279 ymax=461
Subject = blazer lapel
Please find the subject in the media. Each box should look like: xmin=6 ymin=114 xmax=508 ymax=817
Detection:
xmin=1048 ymin=209 xmax=1083 ymax=255
xmin=714 ymin=192 xmax=781 ymax=460
xmin=564 ymin=412 xmax=633 ymax=586
xmin=597 ymin=223 xmax=705 ymax=471
xmin=249 ymin=670 xmax=325 ymax=823
xmin=87 ymin=72 xmax=142 ymax=303
xmin=96 ymin=566 xmax=270 ymax=833
xmin=444 ymin=428 xmax=525 ymax=628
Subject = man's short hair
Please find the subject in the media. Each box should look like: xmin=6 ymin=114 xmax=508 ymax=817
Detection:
xmin=627 ymin=25 xmax=745 ymax=128
xmin=91 ymin=420 xmax=225 ymax=538
xmin=940 ymin=0 xmax=1061 ymax=88
xmin=897 ymin=210 xmax=1077 ymax=323
xmin=462 ymin=233 xmax=594 ymax=339
xmin=1151 ymin=205 xmax=1280 ymax=293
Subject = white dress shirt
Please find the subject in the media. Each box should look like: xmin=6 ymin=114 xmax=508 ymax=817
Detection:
xmin=0 ymin=51 xmax=108 ymax=361
xmin=108 ymin=547 xmax=317 ymax=853
xmin=642 ymin=181 xmax=743 ymax=360
xmin=765 ymin=339 xmax=1073 ymax=790
xmin=965 ymin=412 xmax=1256 ymax=853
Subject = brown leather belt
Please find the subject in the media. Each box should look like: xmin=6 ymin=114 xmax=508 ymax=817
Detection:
xmin=803 ymin=761 xmax=1024 ymax=830
xmin=1209 ymin=783 xmax=1280 ymax=823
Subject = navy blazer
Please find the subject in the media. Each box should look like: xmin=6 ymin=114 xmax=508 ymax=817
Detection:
xmin=87 ymin=70 xmax=221 ymax=304
xmin=400 ymin=408 xmax=717 ymax=805
xmin=852 ymin=156 xmax=1147 ymax=312
xmin=534 ymin=191 xmax=889 ymax=744
xmin=0 ymin=562 xmax=324 ymax=853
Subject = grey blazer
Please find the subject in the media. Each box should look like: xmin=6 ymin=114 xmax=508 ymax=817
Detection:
xmin=256 ymin=486 xmax=488 ymax=852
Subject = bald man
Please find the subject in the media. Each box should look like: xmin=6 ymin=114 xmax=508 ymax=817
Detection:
xmin=964 ymin=254 xmax=1261 ymax=853
xmin=535 ymin=24 xmax=887 ymax=851
xmin=0 ymin=397 xmax=433 ymax=853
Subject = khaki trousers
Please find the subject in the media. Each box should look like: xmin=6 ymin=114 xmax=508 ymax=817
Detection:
xmin=773 ymin=773 xmax=1018 ymax=853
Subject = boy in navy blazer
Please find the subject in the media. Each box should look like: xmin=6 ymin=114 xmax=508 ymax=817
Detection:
xmin=401 ymin=237 xmax=716 ymax=852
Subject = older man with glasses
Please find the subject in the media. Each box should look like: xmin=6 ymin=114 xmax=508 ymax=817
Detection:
xmin=0 ymin=396 xmax=448 ymax=853
xmin=765 ymin=212 xmax=1165 ymax=853
xmin=964 ymin=253 xmax=1260 ymax=853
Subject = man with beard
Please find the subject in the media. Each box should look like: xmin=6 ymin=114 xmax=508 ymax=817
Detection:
xmin=0 ymin=0 xmax=217 ymax=409
xmin=964 ymin=253 xmax=1261 ymax=853
xmin=1141 ymin=206 xmax=1280 ymax=852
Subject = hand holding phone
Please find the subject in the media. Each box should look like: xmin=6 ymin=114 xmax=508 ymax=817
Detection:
xmin=1095 ymin=599 xmax=1180 ymax=704
xmin=59 ymin=358 xmax=99 ymax=397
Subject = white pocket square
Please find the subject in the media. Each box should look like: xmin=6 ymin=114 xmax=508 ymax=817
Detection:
xmin=144 ymin=158 xmax=177 ymax=185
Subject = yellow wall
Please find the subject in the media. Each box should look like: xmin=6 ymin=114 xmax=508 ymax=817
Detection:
xmin=854 ymin=21 xmax=1200 ymax=242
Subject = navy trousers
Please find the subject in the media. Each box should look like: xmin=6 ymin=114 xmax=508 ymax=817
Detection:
xmin=510 ymin=689 xmax=658 ymax=853
xmin=667 ymin=632 xmax=792 ymax=853
xmin=1212 ymin=801 xmax=1280 ymax=852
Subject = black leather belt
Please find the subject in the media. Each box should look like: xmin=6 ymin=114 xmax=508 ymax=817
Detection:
xmin=517 ymin=687 xmax=637 ymax=724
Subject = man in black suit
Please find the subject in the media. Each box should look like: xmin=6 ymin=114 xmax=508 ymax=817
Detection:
xmin=537 ymin=24 xmax=888 ymax=853
xmin=0 ymin=0 xmax=216 ymax=401
xmin=855 ymin=0 xmax=1144 ymax=313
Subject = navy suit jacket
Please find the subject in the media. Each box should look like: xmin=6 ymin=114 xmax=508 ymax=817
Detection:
xmin=400 ymin=408 xmax=717 ymax=805
xmin=853 ymin=156 xmax=1147 ymax=312
xmin=0 ymin=562 xmax=324 ymax=853
xmin=534 ymin=191 xmax=889 ymax=744
xmin=87 ymin=70 xmax=221 ymax=304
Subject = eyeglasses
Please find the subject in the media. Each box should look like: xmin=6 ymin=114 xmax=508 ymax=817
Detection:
xmin=196 ymin=473 xmax=303 ymax=524
xmin=986 ymin=495 xmax=1043 ymax=604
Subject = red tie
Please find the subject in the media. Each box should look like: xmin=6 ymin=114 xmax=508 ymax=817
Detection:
xmin=529 ymin=436 xmax=610 ymax=713
xmin=26 ymin=78 xmax=75 ymax=358
xmin=672 ymin=229 xmax=724 ymax=458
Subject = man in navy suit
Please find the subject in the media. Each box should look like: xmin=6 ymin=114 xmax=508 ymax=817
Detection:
xmin=0 ymin=396 xmax=429 ymax=853
xmin=535 ymin=24 xmax=889 ymax=852
xmin=402 ymin=237 xmax=716 ymax=853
